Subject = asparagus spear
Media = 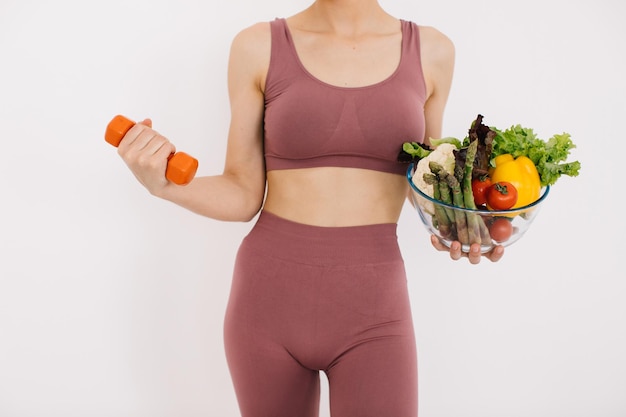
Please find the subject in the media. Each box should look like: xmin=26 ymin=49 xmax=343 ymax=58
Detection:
xmin=445 ymin=174 xmax=470 ymax=245
xmin=428 ymin=162 xmax=457 ymax=233
xmin=461 ymin=140 xmax=491 ymax=243
xmin=423 ymin=173 xmax=453 ymax=239
xmin=460 ymin=140 xmax=483 ymax=245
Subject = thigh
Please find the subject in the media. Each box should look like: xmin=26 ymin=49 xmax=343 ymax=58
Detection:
xmin=327 ymin=325 xmax=418 ymax=417
xmin=325 ymin=260 xmax=418 ymax=417
xmin=224 ymin=242 xmax=321 ymax=417
xmin=224 ymin=326 xmax=321 ymax=417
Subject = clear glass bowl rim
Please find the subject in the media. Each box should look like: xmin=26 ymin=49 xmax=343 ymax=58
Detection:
xmin=406 ymin=162 xmax=550 ymax=215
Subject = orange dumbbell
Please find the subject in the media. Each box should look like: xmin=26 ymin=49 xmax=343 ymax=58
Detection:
xmin=105 ymin=115 xmax=198 ymax=185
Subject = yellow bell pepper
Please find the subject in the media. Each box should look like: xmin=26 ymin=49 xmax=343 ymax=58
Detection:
xmin=490 ymin=154 xmax=541 ymax=209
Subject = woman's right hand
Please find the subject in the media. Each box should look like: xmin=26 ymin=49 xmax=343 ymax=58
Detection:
xmin=430 ymin=235 xmax=505 ymax=264
xmin=116 ymin=118 xmax=176 ymax=196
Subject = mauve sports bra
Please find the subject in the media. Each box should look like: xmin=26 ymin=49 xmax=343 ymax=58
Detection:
xmin=263 ymin=18 xmax=427 ymax=176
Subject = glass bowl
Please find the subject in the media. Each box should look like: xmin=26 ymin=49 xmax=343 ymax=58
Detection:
xmin=406 ymin=162 xmax=550 ymax=253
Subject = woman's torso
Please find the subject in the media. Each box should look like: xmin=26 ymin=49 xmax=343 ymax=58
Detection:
xmin=260 ymin=14 xmax=427 ymax=226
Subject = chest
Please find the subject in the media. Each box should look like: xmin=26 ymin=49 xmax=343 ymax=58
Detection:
xmin=290 ymin=31 xmax=403 ymax=88
xmin=262 ymin=18 xmax=427 ymax=174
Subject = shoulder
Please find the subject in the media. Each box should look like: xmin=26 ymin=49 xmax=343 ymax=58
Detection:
xmin=228 ymin=21 xmax=273 ymax=87
xmin=230 ymin=21 xmax=272 ymax=56
xmin=417 ymin=25 xmax=455 ymax=66
xmin=415 ymin=26 xmax=455 ymax=104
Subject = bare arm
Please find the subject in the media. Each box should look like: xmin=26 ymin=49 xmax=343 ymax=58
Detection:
xmin=418 ymin=26 xmax=455 ymax=147
xmin=405 ymin=26 xmax=455 ymax=204
xmin=116 ymin=23 xmax=270 ymax=222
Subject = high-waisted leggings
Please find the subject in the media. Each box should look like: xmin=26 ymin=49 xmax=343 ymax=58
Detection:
xmin=224 ymin=211 xmax=417 ymax=417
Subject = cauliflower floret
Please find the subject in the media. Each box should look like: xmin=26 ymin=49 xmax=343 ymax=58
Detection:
xmin=413 ymin=143 xmax=457 ymax=195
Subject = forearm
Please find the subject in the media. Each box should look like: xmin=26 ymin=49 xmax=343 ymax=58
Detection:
xmin=156 ymin=174 xmax=265 ymax=222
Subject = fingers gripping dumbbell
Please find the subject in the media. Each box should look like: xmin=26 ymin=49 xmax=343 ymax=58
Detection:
xmin=105 ymin=115 xmax=198 ymax=185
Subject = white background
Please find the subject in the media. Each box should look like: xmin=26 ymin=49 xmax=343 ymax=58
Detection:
xmin=1 ymin=0 xmax=624 ymax=416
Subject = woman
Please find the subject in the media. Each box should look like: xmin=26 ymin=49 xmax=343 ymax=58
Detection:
xmin=116 ymin=0 xmax=504 ymax=415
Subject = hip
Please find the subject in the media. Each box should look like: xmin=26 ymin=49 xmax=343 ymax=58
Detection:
xmin=240 ymin=210 xmax=403 ymax=266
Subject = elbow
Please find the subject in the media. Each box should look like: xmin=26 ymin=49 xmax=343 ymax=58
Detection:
xmin=214 ymin=202 xmax=261 ymax=223
xmin=232 ymin=190 xmax=265 ymax=223
xmin=237 ymin=204 xmax=263 ymax=223
xmin=218 ymin=170 xmax=266 ymax=222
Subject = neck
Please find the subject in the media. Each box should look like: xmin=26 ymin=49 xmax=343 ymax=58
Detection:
xmin=306 ymin=0 xmax=388 ymax=35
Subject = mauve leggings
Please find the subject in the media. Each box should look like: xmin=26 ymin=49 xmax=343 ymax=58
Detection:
xmin=224 ymin=211 xmax=417 ymax=417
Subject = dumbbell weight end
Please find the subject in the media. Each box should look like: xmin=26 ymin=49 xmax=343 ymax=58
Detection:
xmin=105 ymin=115 xmax=198 ymax=185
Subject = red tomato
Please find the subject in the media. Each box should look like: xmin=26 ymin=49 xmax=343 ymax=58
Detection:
xmin=486 ymin=182 xmax=518 ymax=210
xmin=489 ymin=217 xmax=514 ymax=242
xmin=471 ymin=175 xmax=492 ymax=207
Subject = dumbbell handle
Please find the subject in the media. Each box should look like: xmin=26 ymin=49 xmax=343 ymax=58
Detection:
xmin=105 ymin=115 xmax=198 ymax=185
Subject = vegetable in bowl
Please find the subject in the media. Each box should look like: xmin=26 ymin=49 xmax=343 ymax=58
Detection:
xmin=407 ymin=163 xmax=550 ymax=253
xmin=399 ymin=114 xmax=580 ymax=252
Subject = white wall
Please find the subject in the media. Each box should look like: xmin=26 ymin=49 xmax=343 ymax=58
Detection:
xmin=0 ymin=0 xmax=623 ymax=416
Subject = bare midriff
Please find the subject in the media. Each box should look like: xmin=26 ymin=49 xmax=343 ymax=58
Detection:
xmin=263 ymin=167 xmax=409 ymax=227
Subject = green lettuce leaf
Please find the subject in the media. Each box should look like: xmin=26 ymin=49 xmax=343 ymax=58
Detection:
xmin=491 ymin=125 xmax=581 ymax=186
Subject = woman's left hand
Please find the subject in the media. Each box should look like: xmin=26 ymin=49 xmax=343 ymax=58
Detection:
xmin=430 ymin=235 xmax=505 ymax=264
